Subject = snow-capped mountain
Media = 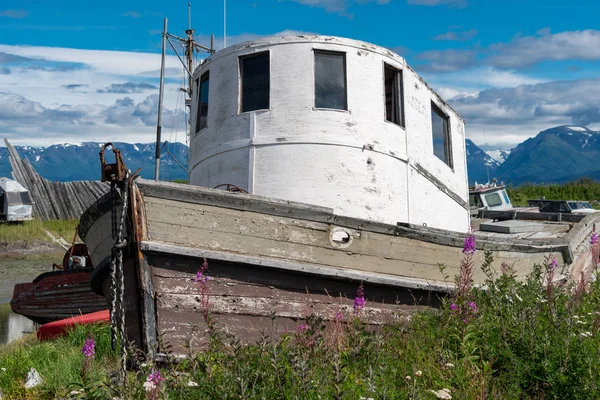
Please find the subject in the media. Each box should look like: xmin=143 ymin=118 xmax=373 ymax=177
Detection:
xmin=3 ymin=125 xmax=600 ymax=186
xmin=466 ymin=139 xmax=500 ymax=185
xmin=0 ymin=142 xmax=188 ymax=182
xmin=484 ymin=149 xmax=511 ymax=165
xmin=496 ymin=125 xmax=600 ymax=185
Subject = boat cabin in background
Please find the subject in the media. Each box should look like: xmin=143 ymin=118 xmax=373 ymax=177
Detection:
xmin=188 ymin=36 xmax=470 ymax=233
xmin=469 ymin=182 xmax=513 ymax=216
xmin=0 ymin=177 xmax=33 ymax=222
xmin=528 ymin=199 xmax=598 ymax=215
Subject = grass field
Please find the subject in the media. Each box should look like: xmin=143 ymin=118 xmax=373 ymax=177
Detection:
xmin=2 ymin=235 xmax=600 ymax=399
xmin=0 ymin=219 xmax=79 ymax=246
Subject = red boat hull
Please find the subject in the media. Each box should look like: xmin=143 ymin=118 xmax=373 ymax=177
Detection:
xmin=37 ymin=309 xmax=110 ymax=341
xmin=11 ymin=270 xmax=107 ymax=324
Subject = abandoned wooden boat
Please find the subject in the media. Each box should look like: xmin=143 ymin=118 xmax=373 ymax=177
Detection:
xmin=80 ymin=35 xmax=600 ymax=355
xmin=10 ymin=244 xmax=107 ymax=324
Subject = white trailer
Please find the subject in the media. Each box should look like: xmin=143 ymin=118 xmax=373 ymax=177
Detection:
xmin=0 ymin=178 xmax=33 ymax=222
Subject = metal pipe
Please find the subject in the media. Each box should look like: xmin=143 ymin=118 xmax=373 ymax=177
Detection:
xmin=167 ymin=37 xmax=193 ymax=78
xmin=155 ymin=18 xmax=167 ymax=182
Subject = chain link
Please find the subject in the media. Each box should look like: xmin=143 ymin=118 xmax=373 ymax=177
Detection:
xmin=109 ymin=176 xmax=129 ymax=385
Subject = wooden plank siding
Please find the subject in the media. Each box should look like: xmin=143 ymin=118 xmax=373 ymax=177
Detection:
xmin=142 ymin=195 xmax=566 ymax=285
xmin=148 ymin=252 xmax=428 ymax=349
xmin=5 ymin=139 xmax=109 ymax=221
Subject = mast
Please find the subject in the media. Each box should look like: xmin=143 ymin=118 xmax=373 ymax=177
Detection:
xmin=154 ymin=5 xmax=216 ymax=182
xmin=155 ymin=18 xmax=167 ymax=182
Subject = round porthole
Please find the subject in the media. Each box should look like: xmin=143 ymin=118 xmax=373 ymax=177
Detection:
xmin=329 ymin=227 xmax=354 ymax=248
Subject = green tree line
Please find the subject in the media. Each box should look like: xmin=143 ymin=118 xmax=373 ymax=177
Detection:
xmin=507 ymin=178 xmax=600 ymax=208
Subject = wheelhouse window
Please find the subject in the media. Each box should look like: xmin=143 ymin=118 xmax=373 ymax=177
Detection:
xmin=384 ymin=64 xmax=404 ymax=126
xmin=431 ymin=102 xmax=452 ymax=168
xmin=484 ymin=192 xmax=502 ymax=207
xmin=196 ymin=72 xmax=209 ymax=132
xmin=240 ymin=52 xmax=270 ymax=112
xmin=314 ymin=50 xmax=347 ymax=110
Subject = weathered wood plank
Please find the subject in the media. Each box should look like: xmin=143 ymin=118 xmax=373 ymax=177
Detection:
xmin=4 ymin=139 xmax=110 ymax=221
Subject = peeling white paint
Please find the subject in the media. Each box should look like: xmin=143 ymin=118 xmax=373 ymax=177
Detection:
xmin=189 ymin=36 xmax=469 ymax=232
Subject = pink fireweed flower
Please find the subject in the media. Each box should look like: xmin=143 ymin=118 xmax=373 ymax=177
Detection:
xmin=449 ymin=303 xmax=458 ymax=312
xmin=468 ymin=301 xmax=477 ymax=313
xmin=462 ymin=232 xmax=476 ymax=254
xmin=147 ymin=370 xmax=164 ymax=385
xmin=194 ymin=257 xmax=210 ymax=284
xmin=354 ymin=282 xmax=365 ymax=312
xmin=335 ymin=311 xmax=343 ymax=321
xmin=298 ymin=323 xmax=307 ymax=333
xmin=81 ymin=338 xmax=95 ymax=358
xmin=591 ymin=232 xmax=599 ymax=245
xmin=547 ymin=257 xmax=558 ymax=271
xmin=194 ymin=271 xmax=209 ymax=284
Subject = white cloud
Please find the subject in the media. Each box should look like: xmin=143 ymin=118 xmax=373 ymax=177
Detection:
xmin=449 ymin=78 xmax=600 ymax=146
xmin=287 ymin=0 xmax=390 ymax=16
xmin=0 ymin=9 xmax=29 ymax=18
xmin=434 ymin=27 xmax=477 ymax=42
xmin=407 ymin=0 xmax=467 ymax=7
xmin=0 ymin=44 xmax=182 ymax=76
xmin=416 ymin=29 xmax=600 ymax=72
xmin=488 ymin=29 xmax=600 ymax=68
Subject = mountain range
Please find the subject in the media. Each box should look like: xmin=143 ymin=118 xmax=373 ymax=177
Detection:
xmin=0 ymin=142 xmax=188 ymax=182
xmin=0 ymin=125 xmax=598 ymax=186
xmin=467 ymin=125 xmax=600 ymax=185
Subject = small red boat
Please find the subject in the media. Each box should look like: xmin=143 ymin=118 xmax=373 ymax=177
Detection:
xmin=37 ymin=309 xmax=110 ymax=341
xmin=10 ymin=244 xmax=107 ymax=324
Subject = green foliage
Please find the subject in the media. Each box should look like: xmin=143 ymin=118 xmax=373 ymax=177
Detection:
xmin=0 ymin=219 xmax=48 ymax=244
xmin=43 ymin=219 xmax=79 ymax=241
xmin=0 ymin=323 xmax=117 ymax=399
xmin=508 ymin=178 xmax=600 ymax=208
xmin=5 ymin=254 xmax=600 ymax=398
xmin=0 ymin=219 xmax=78 ymax=245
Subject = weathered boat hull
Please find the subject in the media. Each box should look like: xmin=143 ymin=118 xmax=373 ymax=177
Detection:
xmin=80 ymin=179 xmax=600 ymax=354
xmin=10 ymin=270 xmax=108 ymax=324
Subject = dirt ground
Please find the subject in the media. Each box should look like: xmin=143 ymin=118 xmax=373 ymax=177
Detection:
xmin=0 ymin=242 xmax=64 ymax=302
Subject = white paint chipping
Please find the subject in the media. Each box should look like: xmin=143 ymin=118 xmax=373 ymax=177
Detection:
xmin=188 ymin=36 xmax=469 ymax=232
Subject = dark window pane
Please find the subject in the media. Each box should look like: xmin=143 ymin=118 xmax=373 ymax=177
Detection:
xmin=485 ymin=193 xmax=502 ymax=207
xmin=431 ymin=102 xmax=452 ymax=167
xmin=6 ymin=192 xmax=30 ymax=205
xmin=196 ymin=72 xmax=209 ymax=132
xmin=384 ymin=65 xmax=403 ymax=126
xmin=315 ymin=51 xmax=346 ymax=110
xmin=240 ymin=52 xmax=270 ymax=112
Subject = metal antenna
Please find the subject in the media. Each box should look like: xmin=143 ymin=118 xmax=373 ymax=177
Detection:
xmin=483 ymin=126 xmax=490 ymax=185
xmin=153 ymin=8 xmax=217 ymax=181
xmin=188 ymin=3 xmax=191 ymax=30
xmin=224 ymin=0 xmax=227 ymax=48
xmin=155 ymin=18 xmax=168 ymax=182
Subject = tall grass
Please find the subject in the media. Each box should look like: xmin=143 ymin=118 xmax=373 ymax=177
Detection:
xmin=0 ymin=219 xmax=78 ymax=245
xmin=3 ymin=242 xmax=600 ymax=398
xmin=0 ymin=324 xmax=116 ymax=399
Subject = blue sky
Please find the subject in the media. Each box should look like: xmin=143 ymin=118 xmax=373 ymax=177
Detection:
xmin=1 ymin=0 xmax=600 ymax=150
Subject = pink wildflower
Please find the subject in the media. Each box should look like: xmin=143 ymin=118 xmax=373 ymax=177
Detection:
xmin=353 ymin=282 xmax=365 ymax=312
xmin=547 ymin=257 xmax=558 ymax=271
xmin=468 ymin=301 xmax=477 ymax=313
xmin=449 ymin=303 xmax=458 ymax=312
xmin=591 ymin=232 xmax=599 ymax=245
xmin=462 ymin=231 xmax=476 ymax=254
xmin=147 ymin=370 xmax=164 ymax=385
xmin=298 ymin=323 xmax=307 ymax=333
xmin=335 ymin=311 xmax=343 ymax=321
xmin=81 ymin=338 xmax=95 ymax=358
